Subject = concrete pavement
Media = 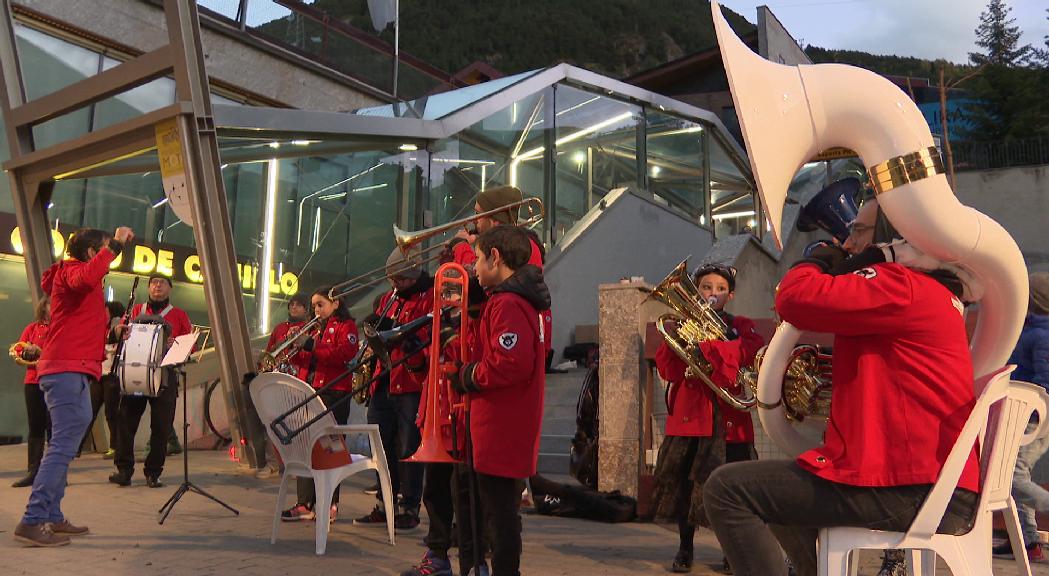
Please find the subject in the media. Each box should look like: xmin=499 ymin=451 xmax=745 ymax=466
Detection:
xmin=0 ymin=444 xmax=1045 ymax=575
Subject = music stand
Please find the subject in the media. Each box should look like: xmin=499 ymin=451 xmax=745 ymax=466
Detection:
xmin=158 ymin=332 xmax=239 ymax=524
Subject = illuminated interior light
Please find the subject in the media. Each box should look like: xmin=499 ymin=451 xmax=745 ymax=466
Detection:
xmin=47 ymin=203 xmax=54 ymax=210
xmin=431 ymin=158 xmax=495 ymax=165
xmin=711 ymin=209 xmax=757 ymax=221
xmin=311 ymin=206 xmax=322 ymax=252
xmin=220 ymin=164 xmax=229 ymax=170
xmin=510 ymin=112 xmax=632 ymax=186
xmin=399 ymin=143 xmax=418 ymax=151
xmin=651 ymin=166 xmax=661 ymax=177
xmin=291 ymin=140 xmax=317 ymax=146
xmin=747 ymin=219 xmax=756 ymax=227
xmin=260 ymin=158 xmax=279 ymax=333
xmin=700 ymin=215 xmax=706 ymax=226
xmin=152 ymin=197 xmax=170 ymax=209
xmin=573 ymin=151 xmax=586 ymax=165
xmin=268 ymin=142 xmax=281 ymax=149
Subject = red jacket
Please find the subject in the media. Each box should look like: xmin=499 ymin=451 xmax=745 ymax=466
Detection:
xmin=131 ymin=301 xmax=192 ymax=341
xmin=656 ymin=314 xmax=763 ymax=442
xmin=18 ymin=321 xmax=49 ymax=385
xmin=304 ymin=316 xmax=359 ymax=392
xmin=460 ymin=266 xmax=550 ymax=479
xmin=776 ymin=262 xmax=979 ymax=492
xmin=453 ymin=235 xmax=553 ymax=353
xmin=38 ymin=247 xmax=117 ymax=381
xmin=373 ymin=281 xmax=434 ymax=395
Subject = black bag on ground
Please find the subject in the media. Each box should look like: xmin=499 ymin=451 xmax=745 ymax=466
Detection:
xmin=531 ymin=473 xmax=636 ymax=523
xmin=569 ymin=364 xmax=599 ymax=489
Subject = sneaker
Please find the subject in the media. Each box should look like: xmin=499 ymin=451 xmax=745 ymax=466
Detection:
xmin=281 ymin=504 xmax=315 ymax=522
xmin=400 ymin=550 xmax=452 ymax=576
xmin=354 ymin=506 xmax=387 ymax=525
xmin=146 ymin=475 xmax=164 ymax=489
xmin=876 ymin=549 xmax=906 ymax=576
xmin=363 ymin=482 xmax=380 ymax=495
xmin=13 ymin=522 xmax=71 ymax=547
xmin=11 ymin=473 xmax=35 ymax=488
xmin=50 ymin=519 xmax=89 ymax=536
xmin=1031 ymin=543 xmax=1047 ymax=563
xmin=102 ymin=448 xmax=116 ymax=460
xmin=671 ymin=548 xmax=693 ymax=573
xmin=395 ymin=511 xmax=421 ymax=532
xmin=108 ymin=470 xmax=132 ymax=487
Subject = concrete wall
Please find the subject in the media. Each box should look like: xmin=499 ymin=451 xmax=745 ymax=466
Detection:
xmin=20 ymin=0 xmax=385 ymax=111
xmin=544 ymin=189 xmax=715 ymax=363
xmin=757 ymin=6 xmax=812 ymax=66
xmin=953 ymin=165 xmax=1049 ymax=272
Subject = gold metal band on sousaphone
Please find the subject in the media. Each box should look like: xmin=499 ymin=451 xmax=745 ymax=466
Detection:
xmin=868 ymin=146 xmax=945 ymax=195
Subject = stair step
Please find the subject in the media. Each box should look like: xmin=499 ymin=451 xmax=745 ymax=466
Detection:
xmin=537 ymin=452 xmax=569 ymax=475
xmin=540 ymin=416 xmax=576 ymax=436
xmin=539 ymin=434 xmax=573 ymax=454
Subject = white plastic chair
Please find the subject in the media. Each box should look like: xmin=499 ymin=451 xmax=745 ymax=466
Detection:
xmin=249 ymin=372 xmax=396 ymax=555
xmin=817 ymin=365 xmax=1048 ymax=576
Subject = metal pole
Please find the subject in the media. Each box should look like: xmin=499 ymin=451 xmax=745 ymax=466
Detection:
xmin=163 ymin=0 xmax=266 ymax=468
xmin=392 ymin=0 xmax=399 ymax=98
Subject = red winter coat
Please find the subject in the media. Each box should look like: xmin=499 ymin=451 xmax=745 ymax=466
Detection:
xmin=131 ymin=301 xmax=192 ymax=341
xmin=453 ymin=235 xmax=553 ymax=353
xmin=656 ymin=314 xmax=763 ymax=443
xmin=460 ymin=266 xmax=551 ymax=479
xmin=38 ymin=247 xmax=117 ymax=381
xmin=18 ymin=321 xmax=49 ymax=385
xmin=304 ymin=316 xmax=359 ymax=392
xmin=776 ymin=262 xmax=979 ymax=492
xmin=373 ymin=281 xmax=433 ymax=396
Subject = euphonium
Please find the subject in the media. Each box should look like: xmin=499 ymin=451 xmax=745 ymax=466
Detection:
xmin=737 ymin=344 xmax=832 ymax=422
xmin=259 ymin=316 xmax=322 ymax=373
xmin=711 ymin=1 xmax=1027 ymax=457
xmin=645 ymin=258 xmax=756 ymax=411
xmin=8 ymin=341 xmax=39 ymax=367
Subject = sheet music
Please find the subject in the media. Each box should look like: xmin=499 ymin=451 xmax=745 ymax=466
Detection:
xmin=162 ymin=331 xmax=199 ymax=367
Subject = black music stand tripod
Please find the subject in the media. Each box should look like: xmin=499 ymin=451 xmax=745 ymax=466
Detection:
xmin=158 ymin=360 xmax=239 ymax=524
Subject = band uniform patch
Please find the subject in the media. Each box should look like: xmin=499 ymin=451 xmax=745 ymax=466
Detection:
xmin=348 ymin=334 xmax=358 ymax=345
xmin=853 ymin=267 xmax=877 ymax=279
xmin=499 ymin=332 xmax=519 ymax=350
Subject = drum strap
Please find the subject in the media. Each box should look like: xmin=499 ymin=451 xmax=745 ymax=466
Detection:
xmin=136 ymin=303 xmax=174 ymax=318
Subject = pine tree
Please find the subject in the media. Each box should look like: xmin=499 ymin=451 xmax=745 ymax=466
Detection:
xmin=969 ymin=0 xmax=1031 ymax=66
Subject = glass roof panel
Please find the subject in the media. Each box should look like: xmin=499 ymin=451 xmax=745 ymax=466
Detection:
xmin=354 ymin=69 xmax=543 ymax=120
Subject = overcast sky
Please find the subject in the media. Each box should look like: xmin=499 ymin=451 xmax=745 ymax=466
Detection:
xmin=716 ymin=0 xmax=1048 ymax=64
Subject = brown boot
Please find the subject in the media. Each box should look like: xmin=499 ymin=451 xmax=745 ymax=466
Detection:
xmin=51 ymin=519 xmax=89 ymax=536
xmin=14 ymin=522 xmax=71 ymax=547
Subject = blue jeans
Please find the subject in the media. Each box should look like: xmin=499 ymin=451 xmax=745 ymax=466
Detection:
xmin=1013 ymin=418 xmax=1049 ymax=546
xmin=22 ymin=373 xmax=94 ymax=525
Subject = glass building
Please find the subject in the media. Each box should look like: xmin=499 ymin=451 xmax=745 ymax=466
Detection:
xmin=0 ymin=20 xmax=758 ymax=438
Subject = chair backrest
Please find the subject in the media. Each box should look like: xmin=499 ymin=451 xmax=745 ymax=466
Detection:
xmin=906 ymin=366 xmax=1015 ymax=539
xmin=249 ymin=372 xmax=336 ymax=470
xmin=980 ymin=380 xmax=1048 ymax=508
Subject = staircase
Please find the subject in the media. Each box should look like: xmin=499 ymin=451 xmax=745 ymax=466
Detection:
xmin=537 ymin=368 xmax=588 ymax=476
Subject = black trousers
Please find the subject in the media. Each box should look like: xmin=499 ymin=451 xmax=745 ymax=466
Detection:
xmin=454 ymin=464 xmax=523 ymax=576
xmin=296 ymin=390 xmax=351 ymax=507
xmin=703 ymin=459 xmax=979 ymax=576
xmin=23 ymin=384 xmax=51 ymax=473
xmin=366 ymin=382 xmax=424 ymax=511
xmin=424 ymin=462 xmax=455 ymax=557
xmin=114 ymin=378 xmax=178 ymax=478
xmin=81 ymin=374 xmax=122 ymax=453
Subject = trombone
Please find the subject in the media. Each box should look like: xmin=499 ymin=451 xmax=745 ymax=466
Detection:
xmin=328 ymin=197 xmax=544 ymax=301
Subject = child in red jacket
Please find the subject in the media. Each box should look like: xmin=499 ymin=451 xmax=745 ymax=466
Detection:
xmin=651 ymin=263 xmax=763 ymax=574
xmin=11 ymin=296 xmax=51 ymax=488
xmin=451 ymin=225 xmax=551 ymax=576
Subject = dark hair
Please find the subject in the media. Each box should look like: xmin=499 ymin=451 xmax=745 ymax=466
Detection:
xmin=476 ymin=226 xmax=531 ymax=270
xmin=694 ymin=263 xmax=736 ymax=292
xmin=312 ymin=286 xmax=352 ymax=321
xmin=287 ymin=293 xmax=311 ymax=310
xmin=34 ymin=294 xmax=50 ymax=323
xmin=105 ymin=301 xmax=126 ymax=321
xmin=67 ymin=228 xmax=111 ymax=262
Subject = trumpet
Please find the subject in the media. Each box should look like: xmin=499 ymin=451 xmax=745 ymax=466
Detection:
xmin=259 ymin=316 xmax=322 ymax=373
xmin=9 ymin=341 xmax=39 ymax=367
xmin=328 ymin=197 xmax=544 ymax=301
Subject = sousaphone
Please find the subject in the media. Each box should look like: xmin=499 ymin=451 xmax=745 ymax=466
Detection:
xmin=710 ymin=1 xmax=1027 ymax=456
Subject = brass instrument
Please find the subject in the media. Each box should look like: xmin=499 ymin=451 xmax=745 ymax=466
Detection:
xmin=644 ymin=258 xmax=756 ymax=411
xmin=328 ymin=197 xmax=544 ymax=301
xmin=259 ymin=316 xmax=322 ymax=373
xmin=737 ymin=344 xmax=832 ymax=421
xmin=351 ymin=347 xmax=375 ymax=404
xmin=9 ymin=341 xmax=39 ymax=367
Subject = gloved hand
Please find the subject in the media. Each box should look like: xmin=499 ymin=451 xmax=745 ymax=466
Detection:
xmin=792 ymin=241 xmax=848 ymax=273
xmin=827 ymin=245 xmax=885 ymax=276
xmin=450 ymin=361 xmax=479 ymax=395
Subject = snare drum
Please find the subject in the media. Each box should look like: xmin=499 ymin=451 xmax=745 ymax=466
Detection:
xmin=119 ymin=323 xmax=168 ymax=396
